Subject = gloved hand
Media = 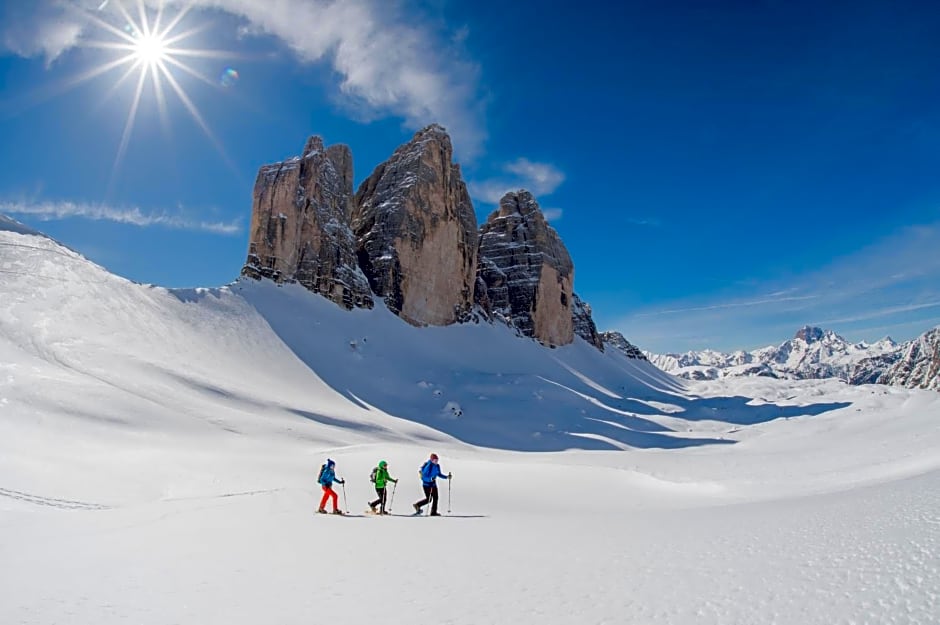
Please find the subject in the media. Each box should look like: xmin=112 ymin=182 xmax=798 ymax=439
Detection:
xmin=448 ymin=472 xmax=453 ymax=478
xmin=339 ymin=478 xmax=345 ymax=484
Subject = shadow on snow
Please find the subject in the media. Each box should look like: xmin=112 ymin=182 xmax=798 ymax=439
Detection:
xmin=238 ymin=282 xmax=853 ymax=453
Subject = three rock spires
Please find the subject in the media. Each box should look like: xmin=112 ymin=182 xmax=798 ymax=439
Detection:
xmin=243 ymin=124 xmax=602 ymax=350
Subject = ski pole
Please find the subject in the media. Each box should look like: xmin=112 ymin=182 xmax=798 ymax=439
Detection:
xmin=341 ymin=482 xmax=349 ymax=514
xmin=389 ymin=481 xmax=397 ymax=513
xmin=447 ymin=475 xmax=452 ymax=514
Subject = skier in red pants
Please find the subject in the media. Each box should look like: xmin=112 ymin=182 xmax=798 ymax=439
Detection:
xmin=317 ymin=458 xmax=345 ymax=514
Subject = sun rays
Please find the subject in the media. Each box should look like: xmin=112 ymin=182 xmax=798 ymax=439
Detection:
xmin=72 ymin=0 xmax=236 ymax=189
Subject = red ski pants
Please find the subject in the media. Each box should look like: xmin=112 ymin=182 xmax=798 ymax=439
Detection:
xmin=319 ymin=486 xmax=338 ymax=511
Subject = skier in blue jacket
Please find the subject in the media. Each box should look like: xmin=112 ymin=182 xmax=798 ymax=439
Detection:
xmin=317 ymin=458 xmax=345 ymax=515
xmin=413 ymin=453 xmax=451 ymax=516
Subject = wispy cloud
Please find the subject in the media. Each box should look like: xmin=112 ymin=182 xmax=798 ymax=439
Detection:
xmin=470 ymin=158 xmax=566 ymax=204
xmin=634 ymin=294 xmax=819 ymax=317
xmin=0 ymin=200 xmax=242 ymax=235
xmin=626 ymin=217 xmax=662 ymax=228
xmin=1 ymin=0 xmax=485 ymax=155
xmin=607 ymin=222 xmax=940 ymax=353
xmin=503 ymin=159 xmax=565 ymax=194
xmin=810 ymin=301 xmax=940 ymax=326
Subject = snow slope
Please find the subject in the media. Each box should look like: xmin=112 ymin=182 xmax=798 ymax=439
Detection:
xmin=2 ymin=225 xmax=939 ymax=624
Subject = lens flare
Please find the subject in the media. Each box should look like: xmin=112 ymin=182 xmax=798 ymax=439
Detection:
xmin=220 ymin=68 xmax=239 ymax=88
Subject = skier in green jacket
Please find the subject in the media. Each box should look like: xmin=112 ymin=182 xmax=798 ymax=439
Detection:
xmin=369 ymin=460 xmax=398 ymax=515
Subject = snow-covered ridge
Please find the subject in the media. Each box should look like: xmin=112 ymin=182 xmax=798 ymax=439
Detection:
xmin=646 ymin=324 xmax=939 ymax=390
xmin=0 ymin=214 xmax=44 ymax=236
xmin=0 ymin=224 xmax=704 ymax=453
xmin=4 ymin=224 xmax=940 ymax=625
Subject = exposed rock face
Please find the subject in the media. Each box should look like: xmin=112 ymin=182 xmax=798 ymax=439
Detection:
xmin=353 ymin=125 xmax=478 ymax=326
xmin=242 ymin=136 xmax=373 ymax=309
xmin=239 ymin=125 xmax=622 ymax=355
xmin=572 ymin=293 xmax=604 ymax=350
xmin=600 ymin=331 xmax=647 ymax=360
xmin=876 ymin=327 xmax=940 ymax=390
xmin=476 ymin=191 xmax=574 ymax=347
xmin=847 ymin=352 xmax=901 ymax=385
xmin=794 ymin=325 xmax=825 ymax=344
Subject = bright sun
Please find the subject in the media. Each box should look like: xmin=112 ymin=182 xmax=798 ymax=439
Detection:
xmin=72 ymin=0 xmax=234 ymax=190
xmin=133 ymin=33 xmax=168 ymax=67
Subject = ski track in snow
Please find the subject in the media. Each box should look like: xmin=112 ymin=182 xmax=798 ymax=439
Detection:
xmin=1 ymin=472 xmax=938 ymax=625
xmin=0 ymin=487 xmax=110 ymax=511
xmin=1 ymin=227 xmax=940 ymax=624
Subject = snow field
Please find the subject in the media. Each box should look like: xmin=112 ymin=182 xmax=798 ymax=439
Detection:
xmin=1 ymin=225 xmax=939 ymax=624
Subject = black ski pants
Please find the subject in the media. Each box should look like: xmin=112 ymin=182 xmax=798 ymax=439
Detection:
xmin=369 ymin=487 xmax=387 ymax=513
xmin=414 ymin=483 xmax=439 ymax=514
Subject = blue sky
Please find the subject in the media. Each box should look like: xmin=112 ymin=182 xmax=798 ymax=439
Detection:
xmin=1 ymin=0 xmax=939 ymax=353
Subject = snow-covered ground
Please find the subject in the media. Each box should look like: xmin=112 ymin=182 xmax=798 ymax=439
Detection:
xmin=1 ymin=224 xmax=939 ymax=624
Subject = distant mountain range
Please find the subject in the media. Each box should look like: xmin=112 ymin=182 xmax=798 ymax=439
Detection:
xmin=643 ymin=325 xmax=940 ymax=391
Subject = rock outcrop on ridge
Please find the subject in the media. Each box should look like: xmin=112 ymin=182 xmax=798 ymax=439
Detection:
xmin=600 ymin=332 xmax=648 ymax=360
xmin=868 ymin=327 xmax=940 ymax=390
xmin=241 ymin=125 xmax=613 ymax=352
xmin=353 ymin=125 xmax=478 ymax=326
xmin=242 ymin=136 xmax=373 ymax=309
xmin=572 ymin=293 xmax=604 ymax=350
xmin=475 ymin=190 xmax=575 ymax=347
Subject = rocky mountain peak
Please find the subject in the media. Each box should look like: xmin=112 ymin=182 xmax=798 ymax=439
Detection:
xmin=241 ymin=136 xmax=372 ymax=309
xmin=412 ymin=123 xmax=450 ymax=142
xmin=874 ymin=326 xmax=940 ymax=390
xmin=240 ymin=126 xmax=625 ymax=355
xmin=600 ymin=332 xmax=647 ymax=360
xmin=302 ymin=135 xmax=325 ymax=157
xmin=874 ymin=336 xmax=898 ymax=350
xmin=794 ymin=325 xmax=826 ymax=344
xmin=475 ymin=190 xmax=574 ymax=347
xmin=571 ymin=293 xmax=604 ymax=350
xmin=648 ymin=324 xmax=938 ymax=391
xmin=353 ymin=124 xmax=478 ymax=326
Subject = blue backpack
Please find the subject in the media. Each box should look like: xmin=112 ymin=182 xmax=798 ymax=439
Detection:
xmin=420 ymin=461 xmax=434 ymax=482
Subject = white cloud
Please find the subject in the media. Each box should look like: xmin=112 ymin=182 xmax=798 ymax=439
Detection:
xmin=504 ymin=158 xmax=565 ymax=195
xmin=810 ymin=301 xmax=940 ymax=326
xmin=470 ymin=158 xmax=566 ymax=204
xmin=0 ymin=200 xmax=242 ymax=235
xmin=1 ymin=0 xmax=485 ymax=155
xmin=0 ymin=3 xmax=84 ymax=65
